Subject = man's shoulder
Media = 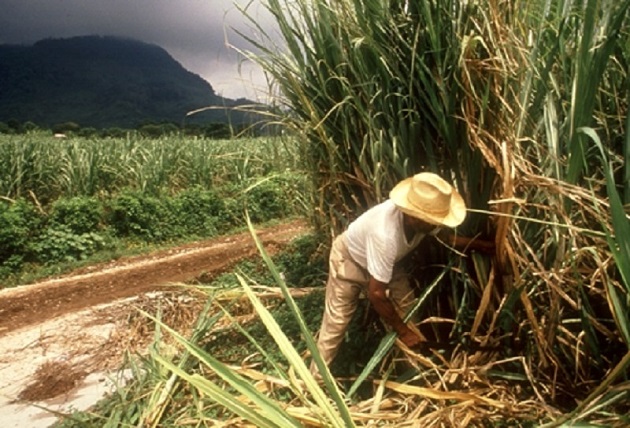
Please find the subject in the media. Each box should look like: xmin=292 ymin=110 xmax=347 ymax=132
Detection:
xmin=365 ymin=199 xmax=398 ymax=218
xmin=352 ymin=200 xmax=403 ymax=237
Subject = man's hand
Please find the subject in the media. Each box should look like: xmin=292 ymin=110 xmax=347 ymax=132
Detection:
xmin=367 ymin=277 xmax=426 ymax=349
xmin=398 ymin=327 xmax=424 ymax=348
xmin=472 ymin=238 xmax=495 ymax=254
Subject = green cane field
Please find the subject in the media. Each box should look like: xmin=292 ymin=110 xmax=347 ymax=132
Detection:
xmin=0 ymin=132 xmax=308 ymax=284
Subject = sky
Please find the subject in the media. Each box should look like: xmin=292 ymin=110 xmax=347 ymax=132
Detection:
xmin=0 ymin=0 xmax=279 ymax=101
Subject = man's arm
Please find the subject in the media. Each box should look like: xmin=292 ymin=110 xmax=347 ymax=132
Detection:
xmin=367 ymin=276 xmax=423 ymax=348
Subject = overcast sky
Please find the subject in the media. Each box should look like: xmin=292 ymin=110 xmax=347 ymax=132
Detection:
xmin=0 ymin=0 xmax=278 ymax=101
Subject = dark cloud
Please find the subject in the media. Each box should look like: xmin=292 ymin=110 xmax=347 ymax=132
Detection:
xmin=0 ymin=0 xmax=276 ymax=100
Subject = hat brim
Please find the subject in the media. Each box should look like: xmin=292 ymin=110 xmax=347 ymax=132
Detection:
xmin=389 ymin=177 xmax=467 ymax=227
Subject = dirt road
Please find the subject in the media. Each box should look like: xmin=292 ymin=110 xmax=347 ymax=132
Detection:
xmin=0 ymin=219 xmax=309 ymax=427
xmin=0 ymin=219 xmax=308 ymax=336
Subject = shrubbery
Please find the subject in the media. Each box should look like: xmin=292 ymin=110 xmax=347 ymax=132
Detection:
xmin=106 ymin=190 xmax=177 ymax=241
xmin=274 ymin=233 xmax=327 ymax=287
xmin=169 ymin=187 xmax=226 ymax=236
xmin=0 ymin=199 xmax=44 ymax=276
xmin=241 ymin=179 xmax=291 ymax=223
xmin=31 ymin=226 xmax=110 ymax=264
xmin=105 ymin=187 xmax=235 ymax=241
xmin=0 ymin=173 xmax=304 ymax=283
xmin=49 ymin=196 xmax=102 ymax=235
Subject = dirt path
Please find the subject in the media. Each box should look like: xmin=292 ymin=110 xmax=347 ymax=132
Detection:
xmin=0 ymin=219 xmax=308 ymax=336
xmin=0 ymin=219 xmax=309 ymax=427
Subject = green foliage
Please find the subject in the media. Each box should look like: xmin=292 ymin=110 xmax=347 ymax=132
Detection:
xmin=0 ymin=156 xmax=304 ymax=285
xmin=103 ymin=185 xmax=289 ymax=242
xmin=49 ymin=196 xmax=102 ymax=234
xmin=241 ymin=179 xmax=290 ymax=223
xmin=169 ymin=186 xmax=226 ymax=237
xmin=243 ymin=0 xmax=630 ymax=422
xmin=328 ymin=300 xmax=383 ymax=380
xmin=246 ymin=0 xmax=494 ymax=228
xmin=7 ymin=119 xmax=21 ymax=133
xmin=22 ymin=121 xmax=39 ymax=132
xmin=100 ymin=127 xmax=127 ymax=138
xmin=273 ymin=232 xmax=327 ymax=287
xmin=106 ymin=190 xmax=176 ymax=241
xmin=138 ymin=123 xmax=178 ymax=138
xmin=589 ymin=128 xmax=630 ymax=347
xmin=0 ymin=133 xmax=304 ymax=203
xmin=197 ymin=123 xmax=232 ymax=139
xmin=0 ymin=198 xmax=43 ymax=272
xmin=208 ymin=289 xmax=325 ymax=365
xmin=0 ymin=120 xmax=39 ymax=134
xmin=194 ymin=234 xmax=327 ymax=367
xmin=225 ymin=218 xmax=354 ymax=427
xmin=77 ymin=127 xmax=98 ymax=138
xmin=239 ymin=173 xmax=308 ymax=223
xmin=52 ymin=122 xmax=80 ymax=135
xmin=31 ymin=225 xmax=110 ymax=264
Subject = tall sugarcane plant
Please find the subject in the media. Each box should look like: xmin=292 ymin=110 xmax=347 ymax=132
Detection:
xmin=238 ymin=0 xmax=630 ymax=422
xmin=457 ymin=0 xmax=630 ymax=414
xmin=239 ymin=0 xmax=496 ymax=232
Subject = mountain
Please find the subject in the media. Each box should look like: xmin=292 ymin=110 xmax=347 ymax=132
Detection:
xmin=0 ymin=36 xmax=257 ymax=129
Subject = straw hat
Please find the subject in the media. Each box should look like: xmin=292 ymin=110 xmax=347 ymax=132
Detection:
xmin=389 ymin=172 xmax=466 ymax=227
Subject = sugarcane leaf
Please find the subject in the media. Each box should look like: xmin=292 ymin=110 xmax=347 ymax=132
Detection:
xmin=140 ymin=311 xmax=303 ymax=428
xmin=244 ymin=214 xmax=355 ymax=426
xmin=581 ymin=126 xmax=630 ymax=346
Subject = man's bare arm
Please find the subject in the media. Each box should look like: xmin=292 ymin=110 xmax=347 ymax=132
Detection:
xmin=367 ymin=277 xmax=422 ymax=347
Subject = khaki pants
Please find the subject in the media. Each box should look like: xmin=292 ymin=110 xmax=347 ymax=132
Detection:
xmin=311 ymin=233 xmax=417 ymax=372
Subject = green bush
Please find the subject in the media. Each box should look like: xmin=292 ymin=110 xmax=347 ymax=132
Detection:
xmin=77 ymin=127 xmax=98 ymax=138
xmin=274 ymin=233 xmax=327 ymax=287
xmin=31 ymin=225 xmax=109 ymax=264
xmin=106 ymin=190 xmax=176 ymax=241
xmin=0 ymin=254 xmax=25 ymax=278
xmin=0 ymin=199 xmax=43 ymax=266
xmin=100 ymin=127 xmax=128 ymax=138
xmin=23 ymin=121 xmax=39 ymax=132
xmin=170 ymin=187 xmax=226 ymax=237
xmin=215 ymin=195 xmax=243 ymax=233
xmin=241 ymin=179 xmax=292 ymax=223
xmin=49 ymin=196 xmax=102 ymax=235
xmin=139 ymin=124 xmax=164 ymax=138
xmin=105 ymin=186 xmax=272 ymax=243
xmin=52 ymin=122 xmax=80 ymax=135
xmin=0 ymin=175 xmax=303 ymax=283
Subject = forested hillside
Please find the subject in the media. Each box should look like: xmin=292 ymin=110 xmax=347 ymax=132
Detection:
xmin=0 ymin=36 xmax=256 ymax=129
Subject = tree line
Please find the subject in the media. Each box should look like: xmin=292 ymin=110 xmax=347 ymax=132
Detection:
xmin=0 ymin=118 xmax=253 ymax=139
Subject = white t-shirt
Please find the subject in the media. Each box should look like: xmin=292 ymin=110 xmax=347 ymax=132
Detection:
xmin=345 ymin=199 xmax=430 ymax=283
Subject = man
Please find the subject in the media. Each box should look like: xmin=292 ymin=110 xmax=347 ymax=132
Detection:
xmin=311 ymin=172 xmax=494 ymax=372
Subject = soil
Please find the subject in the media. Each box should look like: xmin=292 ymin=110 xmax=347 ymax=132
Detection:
xmin=0 ymin=219 xmax=308 ymax=427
